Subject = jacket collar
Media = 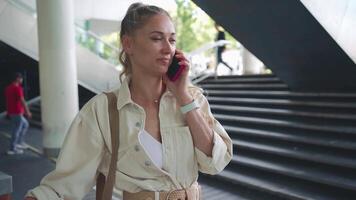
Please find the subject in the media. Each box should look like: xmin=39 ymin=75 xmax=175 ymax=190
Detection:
xmin=116 ymin=77 xmax=133 ymax=110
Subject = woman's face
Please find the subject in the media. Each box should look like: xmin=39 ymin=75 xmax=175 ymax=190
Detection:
xmin=126 ymin=14 xmax=176 ymax=77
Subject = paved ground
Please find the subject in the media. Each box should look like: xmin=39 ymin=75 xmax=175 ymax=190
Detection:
xmin=0 ymin=121 xmax=53 ymax=199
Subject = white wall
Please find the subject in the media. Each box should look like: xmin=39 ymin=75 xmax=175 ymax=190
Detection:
xmin=300 ymin=0 xmax=356 ymax=64
xmin=0 ymin=0 xmax=38 ymax=59
xmin=76 ymin=45 xmax=120 ymax=92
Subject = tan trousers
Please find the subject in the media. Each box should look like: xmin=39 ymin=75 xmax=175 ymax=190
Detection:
xmin=123 ymin=182 xmax=202 ymax=200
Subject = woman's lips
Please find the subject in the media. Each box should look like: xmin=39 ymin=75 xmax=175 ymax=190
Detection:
xmin=157 ymin=58 xmax=170 ymax=65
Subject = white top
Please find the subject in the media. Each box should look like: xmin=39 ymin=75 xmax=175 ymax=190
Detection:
xmin=138 ymin=129 xmax=163 ymax=169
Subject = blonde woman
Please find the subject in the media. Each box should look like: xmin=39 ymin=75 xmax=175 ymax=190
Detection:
xmin=25 ymin=3 xmax=232 ymax=200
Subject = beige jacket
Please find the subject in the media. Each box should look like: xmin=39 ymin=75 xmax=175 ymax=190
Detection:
xmin=27 ymin=78 xmax=233 ymax=200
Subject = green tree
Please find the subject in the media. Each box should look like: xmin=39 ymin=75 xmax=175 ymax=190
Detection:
xmin=174 ymin=0 xmax=198 ymax=52
xmin=173 ymin=0 xmax=237 ymax=54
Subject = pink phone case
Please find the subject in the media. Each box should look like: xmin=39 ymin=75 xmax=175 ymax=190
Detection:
xmin=170 ymin=64 xmax=185 ymax=81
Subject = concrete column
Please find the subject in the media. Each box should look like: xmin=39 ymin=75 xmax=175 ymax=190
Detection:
xmin=241 ymin=46 xmax=265 ymax=75
xmin=36 ymin=0 xmax=79 ymax=157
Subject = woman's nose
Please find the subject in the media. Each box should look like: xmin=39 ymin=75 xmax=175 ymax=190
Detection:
xmin=162 ymin=39 xmax=175 ymax=54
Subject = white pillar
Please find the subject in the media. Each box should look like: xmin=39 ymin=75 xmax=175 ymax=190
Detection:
xmin=241 ymin=46 xmax=265 ymax=75
xmin=36 ymin=0 xmax=79 ymax=157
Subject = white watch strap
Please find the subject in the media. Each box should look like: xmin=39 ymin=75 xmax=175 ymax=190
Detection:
xmin=180 ymin=99 xmax=199 ymax=114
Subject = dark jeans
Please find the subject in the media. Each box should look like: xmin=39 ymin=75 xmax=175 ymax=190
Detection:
xmin=9 ymin=115 xmax=29 ymax=151
xmin=216 ymin=53 xmax=233 ymax=71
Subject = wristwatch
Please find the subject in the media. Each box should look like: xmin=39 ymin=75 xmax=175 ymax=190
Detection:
xmin=180 ymin=99 xmax=200 ymax=114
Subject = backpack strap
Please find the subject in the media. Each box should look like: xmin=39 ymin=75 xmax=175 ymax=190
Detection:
xmin=96 ymin=92 xmax=120 ymax=200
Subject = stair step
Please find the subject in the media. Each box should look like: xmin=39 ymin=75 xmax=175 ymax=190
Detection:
xmin=207 ymin=96 xmax=356 ymax=109
xmin=204 ymin=90 xmax=356 ymax=101
xmin=232 ymin=136 xmax=356 ymax=169
xmin=206 ymin=74 xmax=276 ymax=79
xmin=224 ymin=126 xmax=356 ymax=150
xmin=201 ymin=83 xmax=288 ymax=90
xmin=31 ymin=113 xmax=41 ymax=122
xmin=29 ymin=120 xmax=42 ymax=128
xmin=210 ymin=104 xmax=356 ymax=121
xmin=199 ymin=77 xmax=282 ymax=84
xmin=232 ymin=151 xmax=356 ymax=191
xmin=198 ymin=175 xmax=287 ymax=200
xmin=30 ymin=102 xmax=41 ymax=108
xmin=215 ymin=114 xmax=356 ymax=135
xmin=30 ymin=105 xmax=41 ymax=113
xmin=212 ymin=166 xmax=356 ymax=200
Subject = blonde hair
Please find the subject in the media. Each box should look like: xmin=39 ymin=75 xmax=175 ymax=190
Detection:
xmin=119 ymin=3 xmax=171 ymax=82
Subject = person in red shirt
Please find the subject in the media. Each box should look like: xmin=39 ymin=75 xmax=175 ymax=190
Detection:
xmin=5 ymin=72 xmax=32 ymax=155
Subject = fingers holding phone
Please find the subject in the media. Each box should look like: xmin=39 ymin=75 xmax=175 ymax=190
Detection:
xmin=166 ymin=50 xmax=189 ymax=82
xmin=164 ymin=50 xmax=192 ymax=100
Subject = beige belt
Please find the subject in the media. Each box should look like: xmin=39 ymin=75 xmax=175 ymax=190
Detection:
xmin=123 ymin=182 xmax=202 ymax=200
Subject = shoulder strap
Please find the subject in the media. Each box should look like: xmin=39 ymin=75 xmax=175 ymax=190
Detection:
xmin=96 ymin=92 xmax=120 ymax=200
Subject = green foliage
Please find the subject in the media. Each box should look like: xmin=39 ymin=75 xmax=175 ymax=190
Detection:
xmin=173 ymin=0 xmax=197 ymax=52
xmin=173 ymin=0 xmax=237 ymax=53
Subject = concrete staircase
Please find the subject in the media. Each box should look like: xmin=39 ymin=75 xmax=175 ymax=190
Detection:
xmin=198 ymin=74 xmax=356 ymax=200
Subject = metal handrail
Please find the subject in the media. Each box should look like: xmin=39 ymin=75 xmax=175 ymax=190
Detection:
xmin=74 ymin=25 xmax=120 ymax=66
xmin=75 ymin=25 xmax=119 ymax=53
xmin=187 ymin=40 xmax=232 ymax=82
xmin=187 ymin=40 xmax=231 ymax=57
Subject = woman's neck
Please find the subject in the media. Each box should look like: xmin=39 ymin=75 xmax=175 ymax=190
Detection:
xmin=129 ymin=74 xmax=166 ymax=105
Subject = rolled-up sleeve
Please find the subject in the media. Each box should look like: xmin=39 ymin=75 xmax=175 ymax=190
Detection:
xmin=26 ymin=99 xmax=105 ymax=199
xmin=193 ymin=90 xmax=233 ymax=175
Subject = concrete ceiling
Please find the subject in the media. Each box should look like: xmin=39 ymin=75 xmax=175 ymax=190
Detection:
xmin=74 ymin=0 xmax=176 ymax=36
xmin=10 ymin=0 xmax=176 ymax=21
xmin=74 ymin=0 xmax=176 ymax=21
xmin=10 ymin=0 xmax=176 ymax=36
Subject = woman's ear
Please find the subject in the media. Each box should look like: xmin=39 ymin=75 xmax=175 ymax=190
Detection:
xmin=122 ymin=35 xmax=133 ymax=55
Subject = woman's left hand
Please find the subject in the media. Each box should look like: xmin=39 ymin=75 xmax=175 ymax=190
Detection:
xmin=163 ymin=49 xmax=193 ymax=105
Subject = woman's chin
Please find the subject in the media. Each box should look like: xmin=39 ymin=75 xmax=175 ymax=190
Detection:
xmin=150 ymin=69 xmax=167 ymax=78
xmin=157 ymin=65 xmax=169 ymax=74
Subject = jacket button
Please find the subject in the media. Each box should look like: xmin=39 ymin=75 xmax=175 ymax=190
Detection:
xmin=135 ymin=122 xmax=141 ymax=128
xmin=145 ymin=160 xmax=151 ymax=166
xmin=134 ymin=145 xmax=140 ymax=152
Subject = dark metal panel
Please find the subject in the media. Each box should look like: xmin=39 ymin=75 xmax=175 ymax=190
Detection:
xmin=192 ymin=0 xmax=356 ymax=92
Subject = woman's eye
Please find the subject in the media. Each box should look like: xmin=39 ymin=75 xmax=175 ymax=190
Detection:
xmin=152 ymin=38 xmax=162 ymax=41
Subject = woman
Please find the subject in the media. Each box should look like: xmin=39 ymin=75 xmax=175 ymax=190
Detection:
xmin=25 ymin=3 xmax=232 ymax=200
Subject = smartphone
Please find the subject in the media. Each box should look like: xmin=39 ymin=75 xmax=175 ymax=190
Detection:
xmin=166 ymin=53 xmax=185 ymax=81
